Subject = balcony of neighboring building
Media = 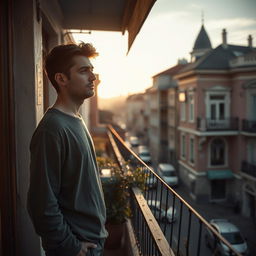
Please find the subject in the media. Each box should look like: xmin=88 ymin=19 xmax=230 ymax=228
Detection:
xmin=197 ymin=117 xmax=239 ymax=132
xmin=160 ymin=98 xmax=168 ymax=109
xmin=241 ymin=160 xmax=256 ymax=179
xmin=242 ymin=119 xmax=256 ymax=134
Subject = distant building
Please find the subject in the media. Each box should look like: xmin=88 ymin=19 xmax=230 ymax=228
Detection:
xmin=147 ymin=62 xmax=188 ymax=165
xmin=126 ymin=93 xmax=146 ymax=139
xmin=175 ymin=24 xmax=256 ymax=216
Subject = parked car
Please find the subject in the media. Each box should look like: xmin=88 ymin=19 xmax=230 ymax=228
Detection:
xmin=138 ymin=145 xmax=151 ymax=164
xmin=157 ymin=163 xmax=178 ymax=187
xmin=129 ymin=136 xmax=139 ymax=147
xmin=144 ymin=166 xmax=157 ymax=189
xmin=147 ymin=200 xmax=176 ymax=223
xmin=205 ymin=219 xmax=249 ymax=256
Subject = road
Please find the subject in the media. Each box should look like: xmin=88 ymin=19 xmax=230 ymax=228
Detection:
xmin=143 ymin=182 xmax=255 ymax=256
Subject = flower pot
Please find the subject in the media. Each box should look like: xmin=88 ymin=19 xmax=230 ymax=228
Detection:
xmin=104 ymin=222 xmax=126 ymax=249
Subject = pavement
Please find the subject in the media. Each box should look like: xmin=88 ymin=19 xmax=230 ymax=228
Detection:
xmin=174 ymin=185 xmax=256 ymax=256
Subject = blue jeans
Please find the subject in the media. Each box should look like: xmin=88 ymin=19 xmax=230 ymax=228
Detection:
xmin=45 ymin=239 xmax=105 ymax=256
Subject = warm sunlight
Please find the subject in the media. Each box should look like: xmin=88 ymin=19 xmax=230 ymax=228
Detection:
xmin=73 ymin=0 xmax=256 ymax=99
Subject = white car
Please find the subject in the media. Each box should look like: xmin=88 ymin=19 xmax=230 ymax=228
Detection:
xmin=146 ymin=175 xmax=158 ymax=189
xmin=158 ymin=163 xmax=178 ymax=187
xmin=138 ymin=145 xmax=151 ymax=164
xmin=147 ymin=200 xmax=176 ymax=223
xmin=144 ymin=166 xmax=158 ymax=188
xmin=129 ymin=136 xmax=139 ymax=147
xmin=205 ymin=219 xmax=249 ymax=256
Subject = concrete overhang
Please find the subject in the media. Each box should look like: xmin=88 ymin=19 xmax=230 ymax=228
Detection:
xmin=58 ymin=0 xmax=157 ymax=52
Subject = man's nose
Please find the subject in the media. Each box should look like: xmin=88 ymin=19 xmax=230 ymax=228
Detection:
xmin=89 ymin=72 xmax=96 ymax=82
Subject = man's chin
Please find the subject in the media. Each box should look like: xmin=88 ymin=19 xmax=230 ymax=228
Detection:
xmin=85 ymin=90 xmax=95 ymax=99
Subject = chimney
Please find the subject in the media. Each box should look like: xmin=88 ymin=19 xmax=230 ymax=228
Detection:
xmin=248 ymin=35 xmax=253 ymax=48
xmin=222 ymin=29 xmax=227 ymax=48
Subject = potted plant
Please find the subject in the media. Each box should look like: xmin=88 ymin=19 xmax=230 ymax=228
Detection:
xmin=97 ymin=157 xmax=148 ymax=249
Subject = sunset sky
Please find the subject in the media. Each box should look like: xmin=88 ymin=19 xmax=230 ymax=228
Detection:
xmin=73 ymin=0 xmax=256 ymax=99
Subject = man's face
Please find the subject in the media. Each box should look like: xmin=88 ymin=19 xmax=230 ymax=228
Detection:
xmin=64 ymin=55 xmax=96 ymax=102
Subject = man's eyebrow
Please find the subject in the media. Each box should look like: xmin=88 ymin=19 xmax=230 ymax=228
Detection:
xmin=78 ymin=65 xmax=94 ymax=71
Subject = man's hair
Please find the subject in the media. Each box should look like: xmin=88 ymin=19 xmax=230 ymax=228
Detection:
xmin=44 ymin=42 xmax=98 ymax=92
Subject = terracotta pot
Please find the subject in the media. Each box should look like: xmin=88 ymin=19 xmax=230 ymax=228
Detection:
xmin=104 ymin=222 xmax=126 ymax=249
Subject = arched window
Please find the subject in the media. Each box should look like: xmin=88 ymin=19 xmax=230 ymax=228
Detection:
xmin=210 ymin=138 xmax=225 ymax=165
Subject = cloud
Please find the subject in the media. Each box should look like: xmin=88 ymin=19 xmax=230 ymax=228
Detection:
xmin=189 ymin=3 xmax=203 ymax=10
xmin=207 ymin=17 xmax=256 ymax=30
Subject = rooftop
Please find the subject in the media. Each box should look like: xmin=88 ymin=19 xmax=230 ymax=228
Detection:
xmin=193 ymin=24 xmax=212 ymax=50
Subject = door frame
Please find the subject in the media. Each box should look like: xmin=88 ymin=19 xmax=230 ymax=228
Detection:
xmin=0 ymin=0 xmax=17 ymax=255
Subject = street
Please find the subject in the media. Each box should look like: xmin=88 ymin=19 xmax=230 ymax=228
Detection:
xmin=145 ymin=183 xmax=256 ymax=256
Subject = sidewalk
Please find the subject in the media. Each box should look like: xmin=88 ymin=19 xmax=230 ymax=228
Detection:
xmin=175 ymin=186 xmax=256 ymax=256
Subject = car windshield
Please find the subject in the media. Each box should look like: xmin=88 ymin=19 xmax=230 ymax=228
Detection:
xmin=221 ymin=232 xmax=244 ymax=244
xmin=140 ymin=152 xmax=150 ymax=157
xmin=163 ymin=171 xmax=176 ymax=177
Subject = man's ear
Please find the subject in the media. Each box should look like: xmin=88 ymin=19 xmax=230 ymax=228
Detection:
xmin=55 ymin=73 xmax=68 ymax=86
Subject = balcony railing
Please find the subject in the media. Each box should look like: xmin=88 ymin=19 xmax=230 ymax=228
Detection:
xmin=241 ymin=160 xmax=256 ymax=178
xmin=107 ymin=125 xmax=242 ymax=256
xmin=242 ymin=119 xmax=256 ymax=133
xmin=197 ymin=117 xmax=239 ymax=131
xmin=160 ymin=101 xmax=168 ymax=109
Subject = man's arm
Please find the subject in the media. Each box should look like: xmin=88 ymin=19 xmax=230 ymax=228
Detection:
xmin=27 ymin=130 xmax=81 ymax=256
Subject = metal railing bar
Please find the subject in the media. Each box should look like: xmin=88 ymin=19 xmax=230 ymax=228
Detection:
xmin=196 ymin=220 xmax=202 ymax=256
xmin=169 ymin=194 xmax=176 ymax=248
xmin=158 ymin=182 xmax=164 ymax=222
xmin=186 ymin=209 xmax=192 ymax=256
xmin=163 ymin=189 xmax=169 ymax=235
xmin=154 ymin=178 xmax=159 ymax=217
xmin=177 ymin=201 xmax=183 ymax=256
xmin=132 ymin=187 xmax=175 ymax=256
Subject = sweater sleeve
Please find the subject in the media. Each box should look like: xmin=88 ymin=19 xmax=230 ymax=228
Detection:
xmin=27 ymin=130 xmax=82 ymax=256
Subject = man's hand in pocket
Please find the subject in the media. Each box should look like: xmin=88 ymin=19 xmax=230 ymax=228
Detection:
xmin=76 ymin=242 xmax=97 ymax=256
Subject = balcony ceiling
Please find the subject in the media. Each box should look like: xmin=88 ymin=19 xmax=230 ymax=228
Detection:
xmin=58 ymin=0 xmax=157 ymax=51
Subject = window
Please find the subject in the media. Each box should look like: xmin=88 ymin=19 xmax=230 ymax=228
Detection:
xmin=251 ymin=95 xmax=256 ymax=120
xmin=189 ymin=93 xmax=194 ymax=122
xmin=181 ymin=134 xmax=186 ymax=159
xmin=210 ymin=138 xmax=225 ymax=166
xmin=190 ymin=137 xmax=195 ymax=164
xmin=209 ymin=95 xmax=226 ymax=120
xmin=248 ymin=141 xmax=256 ymax=164
xmin=181 ymin=102 xmax=186 ymax=121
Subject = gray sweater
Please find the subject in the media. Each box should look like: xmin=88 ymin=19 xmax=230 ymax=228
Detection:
xmin=27 ymin=108 xmax=107 ymax=256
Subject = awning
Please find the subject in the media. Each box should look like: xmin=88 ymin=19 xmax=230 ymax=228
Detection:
xmin=207 ymin=170 xmax=234 ymax=180
xmin=58 ymin=0 xmax=157 ymax=52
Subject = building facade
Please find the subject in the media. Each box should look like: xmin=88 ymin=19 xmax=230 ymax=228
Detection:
xmin=146 ymin=63 xmax=187 ymax=165
xmin=175 ymin=25 xmax=256 ymax=220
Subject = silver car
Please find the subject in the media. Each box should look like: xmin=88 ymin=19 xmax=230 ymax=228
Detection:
xmin=147 ymin=200 xmax=176 ymax=223
xmin=205 ymin=219 xmax=249 ymax=256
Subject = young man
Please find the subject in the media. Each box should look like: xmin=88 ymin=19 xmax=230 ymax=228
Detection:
xmin=27 ymin=43 xmax=108 ymax=256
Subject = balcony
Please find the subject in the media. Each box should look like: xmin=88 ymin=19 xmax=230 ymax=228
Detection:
xmin=160 ymin=101 xmax=168 ymax=109
xmin=104 ymin=125 xmax=242 ymax=256
xmin=197 ymin=117 xmax=239 ymax=131
xmin=242 ymin=119 xmax=256 ymax=133
xmin=241 ymin=160 xmax=256 ymax=178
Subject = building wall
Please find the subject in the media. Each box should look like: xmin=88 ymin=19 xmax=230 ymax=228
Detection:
xmin=13 ymin=1 xmax=68 ymax=255
xmin=177 ymin=72 xmax=247 ymax=203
